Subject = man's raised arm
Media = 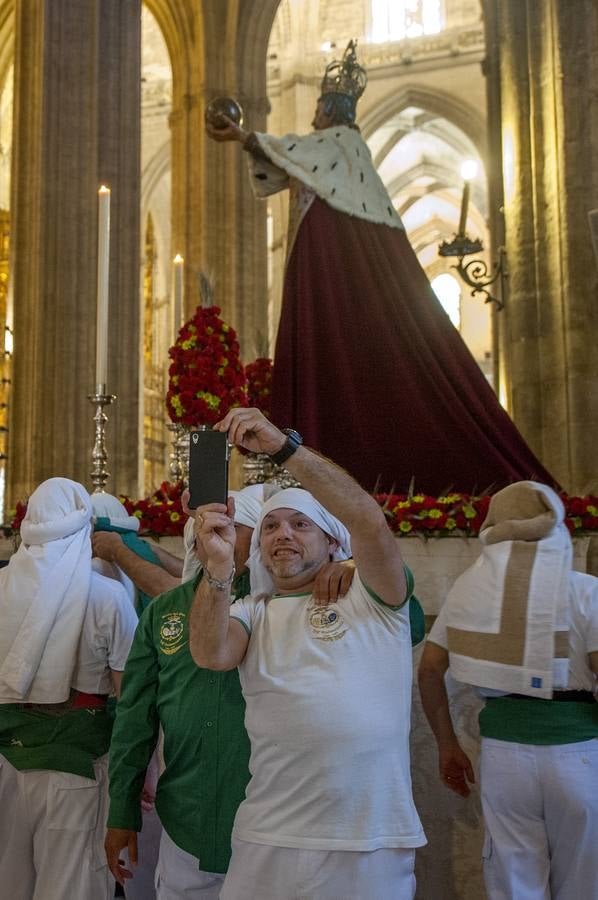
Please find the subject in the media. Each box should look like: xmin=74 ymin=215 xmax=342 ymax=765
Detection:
xmin=215 ymin=408 xmax=406 ymax=606
xmin=188 ymin=500 xmax=249 ymax=671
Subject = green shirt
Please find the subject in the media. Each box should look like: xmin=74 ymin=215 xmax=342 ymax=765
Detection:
xmin=107 ymin=571 xmax=251 ymax=874
xmin=0 ymin=704 xmax=114 ymax=779
xmin=479 ymin=695 xmax=598 ymax=744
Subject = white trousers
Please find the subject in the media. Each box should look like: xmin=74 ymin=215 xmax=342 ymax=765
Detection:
xmin=0 ymin=752 xmax=113 ymax=900
xmin=219 ymin=837 xmax=416 ymax=900
xmin=123 ymin=806 xmax=162 ymax=900
xmin=480 ymin=737 xmax=598 ymax=900
xmin=155 ymin=828 xmax=225 ymax=900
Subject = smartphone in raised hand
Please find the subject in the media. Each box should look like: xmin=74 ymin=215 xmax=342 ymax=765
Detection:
xmin=188 ymin=429 xmax=230 ymax=509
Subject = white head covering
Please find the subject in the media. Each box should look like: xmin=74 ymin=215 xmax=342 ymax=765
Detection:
xmin=180 ymin=484 xmax=269 ymax=584
xmin=91 ymin=492 xmax=140 ymax=532
xmin=0 ymin=477 xmax=93 ymax=704
xmin=247 ymin=487 xmax=352 ymax=596
xmin=444 ymin=481 xmax=572 ymax=699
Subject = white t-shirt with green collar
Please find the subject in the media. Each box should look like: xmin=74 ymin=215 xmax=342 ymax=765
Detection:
xmin=229 ymin=569 xmax=426 ymax=851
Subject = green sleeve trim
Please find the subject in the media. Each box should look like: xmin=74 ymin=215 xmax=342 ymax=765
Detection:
xmin=107 ymin=797 xmax=142 ymax=833
xmin=363 ymin=563 xmax=414 ymax=611
xmin=230 ymin=615 xmax=251 ymax=636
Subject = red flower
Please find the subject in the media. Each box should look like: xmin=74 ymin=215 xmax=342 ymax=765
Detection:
xmin=166 ymin=306 xmax=248 ymax=426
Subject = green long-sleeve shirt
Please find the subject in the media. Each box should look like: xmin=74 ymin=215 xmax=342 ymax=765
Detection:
xmin=107 ymin=572 xmax=251 ymax=874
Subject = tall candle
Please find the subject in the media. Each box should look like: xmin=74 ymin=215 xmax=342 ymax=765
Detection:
xmin=457 ymin=181 xmax=470 ymax=237
xmin=96 ymin=185 xmax=111 ymax=391
xmin=173 ymin=254 xmax=184 ymax=334
xmin=458 ymin=160 xmax=478 ymax=238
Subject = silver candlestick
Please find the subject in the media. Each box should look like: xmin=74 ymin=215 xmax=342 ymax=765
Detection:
xmin=88 ymin=386 xmax=116 ymax=493
xmin=166 ymin=422 xmax=190 ymax=482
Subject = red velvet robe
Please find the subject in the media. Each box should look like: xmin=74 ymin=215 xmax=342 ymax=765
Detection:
xmin=271 ymin=195 xmax=555 ymax=495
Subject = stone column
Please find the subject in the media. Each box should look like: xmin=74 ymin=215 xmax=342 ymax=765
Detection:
xmin=7 ymin=0 xmax=141 ymax=504
xmin=492 ymin=0 xmax=598 ymax=492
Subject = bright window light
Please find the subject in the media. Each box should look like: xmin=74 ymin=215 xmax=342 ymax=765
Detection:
xmin=432 ymin=273 xmax=461 ymax=329
xmin=371 ymin=0 xmax=443 ymax=44
xmin=460 ymin=159 xmax=478 ymax=182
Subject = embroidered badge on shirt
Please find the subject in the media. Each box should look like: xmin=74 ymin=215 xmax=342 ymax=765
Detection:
xmin=307 ymin=604 xmax=348 ymax=642
xmin=159 ymin=612 xmax=186 ymax=655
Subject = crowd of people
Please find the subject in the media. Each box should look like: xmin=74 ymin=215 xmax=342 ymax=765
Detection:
xmin=0 ymin=39 xmax=597 ymax=900
xmin=0 ymin=407 xmax=596 ymax=900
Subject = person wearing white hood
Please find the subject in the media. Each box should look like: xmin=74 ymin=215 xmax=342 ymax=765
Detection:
xmin=189 ymin=408 xmax=425 ymax=900
xmin=0 ymin=477 xmax=137 ymax=900
xmin=418 ymin=481 xmax=598 ymax=900
xmin=105 ymin=481 xmax=355 ymax=899
xmin=92 ymin=492 xmax=186 ymax=610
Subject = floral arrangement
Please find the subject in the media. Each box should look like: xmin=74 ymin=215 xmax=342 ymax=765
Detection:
xmin=119 ymin=480 xmax=186 ymax=536
xmin=165 ymin=305 xmax=247 ymax=426
xmin=376 ymin=492 xmax=598 ymax=537
xmin=244 ymin=357 xmax=273 ymax=419
xmin=5 ymin=482 xmax=187 ymax=538
xmin=5 ymin=488 xmax=598 ymax=541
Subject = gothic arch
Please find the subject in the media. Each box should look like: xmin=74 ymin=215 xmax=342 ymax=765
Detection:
xmin=360 ymin=83 xmax=486 ymax=162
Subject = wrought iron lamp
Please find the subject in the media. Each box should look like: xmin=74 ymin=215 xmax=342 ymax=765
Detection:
xmin=438 ymin=160 xmax=507 ymax=310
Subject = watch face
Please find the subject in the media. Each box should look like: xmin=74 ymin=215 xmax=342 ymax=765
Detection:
xmin=283 ymin=428 xmax=303 ymax=444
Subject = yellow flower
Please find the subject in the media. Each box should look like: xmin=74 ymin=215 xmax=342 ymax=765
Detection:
xmin=133 ymin=510 xmax=143 ymax=519
xmin=395 ymin=500 xmax=411 ymax=510
xmin=171 ymin=375 xmax=179 ymax=386
xmin=428 ymin=509 xmax=442 ymax=519
xmin=588 ymin=505 xmax=598 ymax=516
xmin=411 ymin=494 xmax=424 ymax=503
xmin=463 ymin=505 xmax=476 ymax=519
xmin=445 ymin=517 xmax=457 ymax=530
xmin=399 ymin=521 xmax=413 ymax=533
xmin=170 ymin=511 xmax=180 ymax=522
xmin=196 ymin=391 xmax=221 ymax=410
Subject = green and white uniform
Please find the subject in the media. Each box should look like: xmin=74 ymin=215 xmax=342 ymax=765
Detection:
xmin=107 ymin=572 xmax=251 ymax=875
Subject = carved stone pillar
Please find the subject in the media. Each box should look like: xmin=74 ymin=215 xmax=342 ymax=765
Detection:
xmin=190 ymin=0 xmax=270 ymax=363
xmin=8 ymin=0 xmax=141 ymax=504
xmin=491 ymin=0 xmax=598 ymax=492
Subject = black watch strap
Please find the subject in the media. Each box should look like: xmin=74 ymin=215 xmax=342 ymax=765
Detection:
xmin=270 ymin=428 xmax=303 ymax=466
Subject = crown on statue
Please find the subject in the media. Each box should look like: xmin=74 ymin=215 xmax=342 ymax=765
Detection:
xmin=320 ymin=40 xmax=367 ymax=103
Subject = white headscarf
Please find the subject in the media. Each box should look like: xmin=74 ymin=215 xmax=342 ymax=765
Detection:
xmin=247 ymin=487 xmax=352 ymax=596
xmin=444 ymin=481 xmax=572 ymax=698
xmin=180 ymin=484 xmax=270 ymax=584
xmin=91 ymin=492 xmax=140 ymax=532
xmin=0 ymin=477 xmax=93 ymax=704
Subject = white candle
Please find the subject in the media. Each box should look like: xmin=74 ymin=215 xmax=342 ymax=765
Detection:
xmin=173 ymin=254 xmax=184 ymax=334
xmin=458 ymin=181 xmax=470 ymax=237
xmin=458 ymin=159 xmax=478 ymax=238
xmin=95 ymin=185 xmax=111 ymax=391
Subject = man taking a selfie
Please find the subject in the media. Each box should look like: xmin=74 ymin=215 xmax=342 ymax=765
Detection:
xmin=189 ymin=407 xmax=425 ymax=900
xmin=104 ymin=483 xmax=355 ymax=900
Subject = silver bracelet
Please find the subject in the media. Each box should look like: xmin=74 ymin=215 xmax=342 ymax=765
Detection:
xmin=205 ymin=565 xmax=235 ymax=591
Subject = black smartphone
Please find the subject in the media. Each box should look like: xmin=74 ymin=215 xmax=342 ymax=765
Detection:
xmin=188 ymin=429 xmax=230 ymax=509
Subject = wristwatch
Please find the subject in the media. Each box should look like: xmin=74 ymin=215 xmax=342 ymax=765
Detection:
xmin=270 ymin=428 xmax=303 ymax=466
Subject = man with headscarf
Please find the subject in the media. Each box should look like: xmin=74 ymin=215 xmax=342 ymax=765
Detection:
xmin=206 ymin=41 xmax=554 ymax=497
xmin=418 ymin=481 xmax=598 ymax=900
xmin=105 ymin=482 xmax=354 ymax=899
xmin=92 ymin=492 xmax=185 ymax=611
xmin=0 ymin=477 xmax=137 ymax=900
xmin=189 ymin=408 xmax=425 ymax=900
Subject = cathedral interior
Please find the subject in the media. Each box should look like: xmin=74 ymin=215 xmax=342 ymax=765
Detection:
xmin=0 ymin=0 xmax=596 ymax=515
xmin=0 ymin=4 xmax=597 ymax=899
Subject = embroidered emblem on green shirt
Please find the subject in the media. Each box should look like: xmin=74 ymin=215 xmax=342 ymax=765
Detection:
xmin=159 ymin=612 xmax=186 ymax=655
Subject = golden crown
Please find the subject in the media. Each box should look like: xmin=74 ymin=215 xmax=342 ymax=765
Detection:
xmin=320 ymin=40 xmax=367 ymax=103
